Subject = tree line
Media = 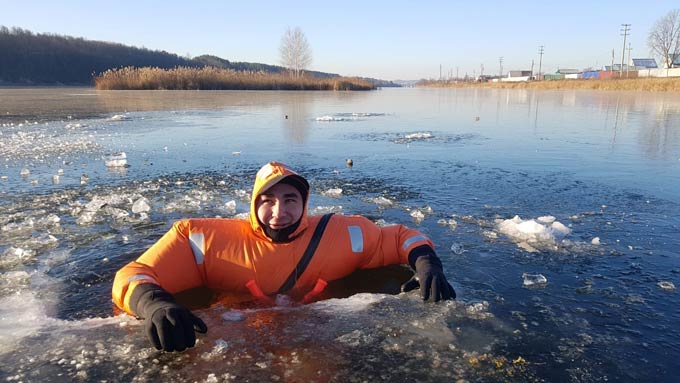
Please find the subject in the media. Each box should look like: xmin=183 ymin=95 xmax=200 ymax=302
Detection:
xmin=0 ymin=26 xmax=377 ymax=85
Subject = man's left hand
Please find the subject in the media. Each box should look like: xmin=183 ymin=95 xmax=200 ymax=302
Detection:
xmin=401 ymin=255 xmax=456 ymax=302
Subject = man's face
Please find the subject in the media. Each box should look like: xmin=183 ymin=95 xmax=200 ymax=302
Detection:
xmin=256 ymin=182 xmax=304 ymax=230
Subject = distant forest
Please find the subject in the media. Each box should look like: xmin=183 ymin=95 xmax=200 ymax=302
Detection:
xmin=0 ymin=26 xmax=398 ymax=87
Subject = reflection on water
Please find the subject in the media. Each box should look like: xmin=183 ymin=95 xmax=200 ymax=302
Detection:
xmin=280 ymin=92 xmax=314 ymax=143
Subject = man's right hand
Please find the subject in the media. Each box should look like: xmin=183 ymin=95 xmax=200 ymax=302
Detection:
xmin=132 ymin=283 xmax=208 ymax=352
xmin=144 ymin=300 xmax=208 ymax=352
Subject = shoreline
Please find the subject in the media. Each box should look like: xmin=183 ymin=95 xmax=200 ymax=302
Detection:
xmin=417 ymin=77 xmax=680 ymax=92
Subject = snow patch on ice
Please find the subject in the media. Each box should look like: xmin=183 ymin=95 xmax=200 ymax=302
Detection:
xmin=312 ymin=293 xmax=389 ymax=313
xmin=495 ymin=215 xmax=573 ymax=252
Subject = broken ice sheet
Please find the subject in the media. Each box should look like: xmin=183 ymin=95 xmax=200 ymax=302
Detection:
xmin=522 ymin=273 xmax=547 ymax=287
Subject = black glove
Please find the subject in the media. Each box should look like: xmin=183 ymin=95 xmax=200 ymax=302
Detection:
xmin=131 ymin=284 xmax=208 ymax=352
xmin=401 ymin=245 xmax=456 ymax=302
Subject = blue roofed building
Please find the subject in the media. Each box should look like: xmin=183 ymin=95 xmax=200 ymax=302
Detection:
xmin=632 ymin=58 xmax=657 ymax=69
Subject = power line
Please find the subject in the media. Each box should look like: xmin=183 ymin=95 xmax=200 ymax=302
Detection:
xmin=620 ymin=24 xmax=631 ymax=77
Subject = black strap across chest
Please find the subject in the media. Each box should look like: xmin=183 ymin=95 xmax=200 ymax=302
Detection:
xmin=277 ymin=213 xmax=334 ymax=294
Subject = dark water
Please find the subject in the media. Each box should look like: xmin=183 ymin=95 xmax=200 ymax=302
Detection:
xmin=1 ymin=87 xmax=679 ymax=382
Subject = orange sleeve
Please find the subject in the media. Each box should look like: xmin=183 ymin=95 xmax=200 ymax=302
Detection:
xmin=112 ymin=220 xmax=206 ymax=315
xmin=348 ymin=216 xmax=434 ymax=269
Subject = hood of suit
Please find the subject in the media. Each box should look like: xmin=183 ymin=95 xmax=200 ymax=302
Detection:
xmin=249 ymin=162 xmax=310 ymax=241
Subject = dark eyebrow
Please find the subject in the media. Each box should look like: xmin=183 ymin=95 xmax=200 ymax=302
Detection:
xmin=259 ymin=192 xmax=300 ymax=199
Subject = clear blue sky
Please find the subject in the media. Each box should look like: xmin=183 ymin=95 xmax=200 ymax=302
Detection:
xmin=2 ymin=0 xmax=678 ymax=80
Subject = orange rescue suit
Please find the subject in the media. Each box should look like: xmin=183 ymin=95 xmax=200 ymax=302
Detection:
xmin=112 ymin=162 xmax=433 ymax=315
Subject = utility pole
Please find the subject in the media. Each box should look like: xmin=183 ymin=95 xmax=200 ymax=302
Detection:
xmin=456 ymin=66 xmax=459 ymax=80
xmin=439 ymin=64 xmax=442 ymax=81
xmin=531 ymin=59 xmax=535 ymax=79
xmin=499 ymin=57 xmax=503 ymax=78
xmin=627 ymin=42 xmax=633 ymax=77
xmin=611 ymin=49 xmax=615 ymax=73
xmin=480 ymin=64 xmax=484 ymax=77
xmin=620 ymin=24 xmax=631 ymax=77
xmin=538 ymin=45 xmax=544 ymax=80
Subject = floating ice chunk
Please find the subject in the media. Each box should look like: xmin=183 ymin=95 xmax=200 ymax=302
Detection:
xmin=312 ymin=293 xmax=387 ymax=313
xmin=658 ymin=281 xmax=675 ymax=291
xmin=109 ymin=114 xmax=131 ymax=121
xmin=466 ymin=301 xmax=490 ymax=314
xmin=21 ymin=233 xmax=59 ymax=249
xmin=496 ymin=215 xmax=572 ymax=251
xmin=437 ymin=218 xmax=458 ymax=230
xmin=450 ymin=242 xmax=465 ymax=255
xmin=104 ymin=152 xmax=127 ymax=167
xmin=131 ymin=197 xmax=151 ymax=214
xmin=373 ymin=219 xmax=394 ymax=227
xmin=20 ymin=168 xmax=30 ymax=177
xmin=522 ymin=273 xmax=547 ymax=287
xmin=550 ymin=221 xmax=571 ymax=239
xmin=315 ymin=115 xmax=348 ymax=122
xmin=517 ymin=242 xmax=539 ymax=253
xmin=536 ymin=216 xmax=555 ymax=224
xmin=404 ymin=132 xmax=433 ymax=140
xmin=591 ymin=237 xmax=601 ymax=246
xmin=366 ymin=196 xmax=393 ymax=206
xmin=232 ymin=151 xmax=241 ymax=156
xmin=76 ymin=211 xmax=95 ymax=225
xmin=482 ymin=230 xmax=498 ymax=240
xmin=234 ymin=189 xmax=250 ymax=201
xmin=336 ymin=329 xmax=373 ymax=347
xmin=224 ymin=200 xmax=237 ymax=214
xmin=410 ymin=210 xmax=425 ymax=221
xmin=1 ymin=247 xmax=36 ymax=266
xmin=52 ymin=175 xmax=61 ymax=184
xmin=310 ymin=205 xmax=343 ymax=215
xmin=234 ymin=212 xmax=249 ymax=220
xmin=2 ymin=217 xmax=35 ymax=232
xmin=37 ymin=214 xmax=60 ymax=227
xmin=321 ymin=188 xmax=343 ymax=198
xmin=221 ymin=310 xmax=246 ymax=322
xmin=80 ymin=174 xmax=89 ymax=185
xmin=1 ymin=175 xmax=7 ymax=181
xmin=201 ymin=339 xmax=230 ymax=361
xmin=2 ymin=270 xmax=32 ymax=286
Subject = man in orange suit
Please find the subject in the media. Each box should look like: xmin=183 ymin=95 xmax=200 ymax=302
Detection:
xmin=113 ymin=161 xmax=455 ymax=352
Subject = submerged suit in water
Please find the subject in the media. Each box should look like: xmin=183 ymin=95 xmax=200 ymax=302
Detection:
xmin=112 ymin=161 xmax=455 ymax=352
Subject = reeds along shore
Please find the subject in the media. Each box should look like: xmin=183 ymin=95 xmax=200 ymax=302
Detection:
xmin=418 ymin=77 xmax=680 ymax=92
xmin=94 ymin=66 xmax=376 ymax=91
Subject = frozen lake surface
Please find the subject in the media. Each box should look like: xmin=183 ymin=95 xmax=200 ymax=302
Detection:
xmin=1 ymin=87 xmax=679 ymax=382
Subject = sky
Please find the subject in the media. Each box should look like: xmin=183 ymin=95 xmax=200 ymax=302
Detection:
xmin=2 ymin=0 xmax=678 ymax=80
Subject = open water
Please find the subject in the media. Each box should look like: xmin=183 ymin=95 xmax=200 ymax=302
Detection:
xmin=0 ymin=87 xmax=679 ymax=382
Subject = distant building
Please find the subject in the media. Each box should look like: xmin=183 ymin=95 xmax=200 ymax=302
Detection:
xmin=502 ymin=70 xmax=532 ymax=82
xmin=632 ymin=58 xmax=657 ymax=69
xmin=509 ymin=70 xmax=532 ymax=77
xmin=543 ymin=73 xmax=565 ymax=80
xmin=603 ymin=64 xmax=633 ymax=71
xmin=582 ymin=70 xmax=600 ymax=79
xmin=556 ymin=69 xmax=580 ymax=75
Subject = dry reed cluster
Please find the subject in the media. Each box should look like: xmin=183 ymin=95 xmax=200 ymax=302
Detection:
xmin=94 ymin=66 xmax=375 ymax=91
xmin=419 ymin=77 xmax=680 ymax=92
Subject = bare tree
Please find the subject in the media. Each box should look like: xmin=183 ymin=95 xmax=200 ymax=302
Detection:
xmin=279 ymin=27 xmax=312 ymax=78
xmin=647 ymin=9 xmax=680 ymax=69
